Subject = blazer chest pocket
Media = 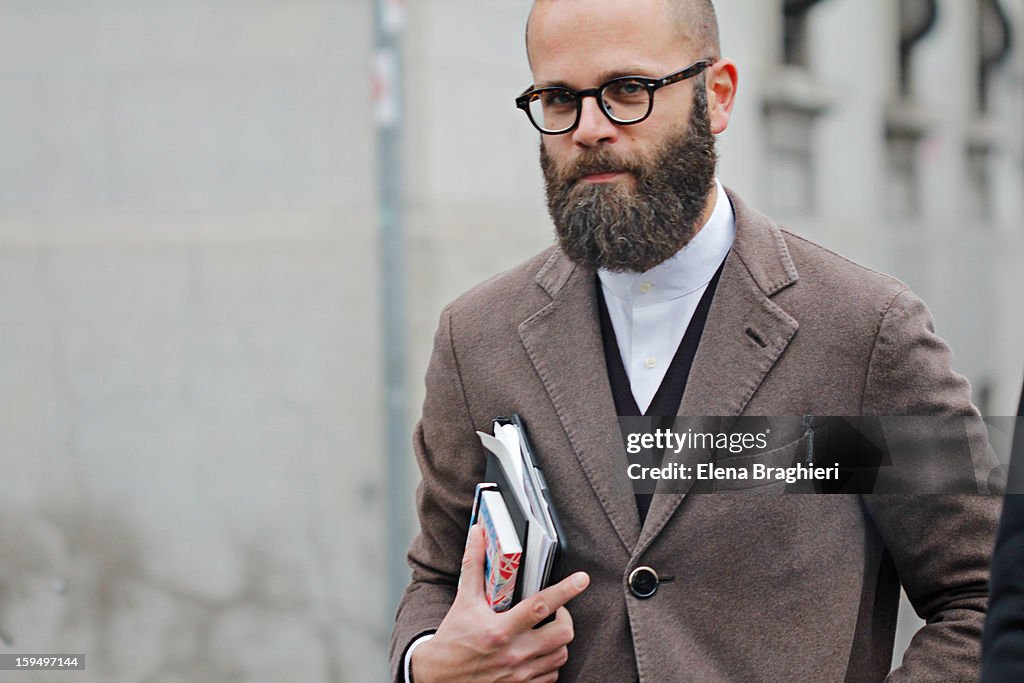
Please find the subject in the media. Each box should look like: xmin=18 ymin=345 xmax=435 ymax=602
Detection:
xmin=707 ymin=433 xmax=810 ymax=493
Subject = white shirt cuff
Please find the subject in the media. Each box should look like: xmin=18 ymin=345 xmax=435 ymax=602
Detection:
xmin=403 ymin=633 xmax=434 ymax=682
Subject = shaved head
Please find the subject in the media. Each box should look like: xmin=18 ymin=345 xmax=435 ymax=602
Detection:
xmin=527 ymin=0 xmax=721 ymax=63
xmin=667 ymin=0 xmax=720 ymax=59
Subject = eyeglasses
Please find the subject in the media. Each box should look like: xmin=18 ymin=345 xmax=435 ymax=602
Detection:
xmin=515 ymin=59 xmax=714 ymax=135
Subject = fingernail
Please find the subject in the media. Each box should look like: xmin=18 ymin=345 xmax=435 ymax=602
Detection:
xmin=572 ymin=572 xmax=589 ymax=589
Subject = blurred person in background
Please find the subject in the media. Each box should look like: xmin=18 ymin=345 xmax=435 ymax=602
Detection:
xmin=981 ymin=376 xmax=1024 ymax=682
xmin=390 ymin=0 xmax=1001 ymax=680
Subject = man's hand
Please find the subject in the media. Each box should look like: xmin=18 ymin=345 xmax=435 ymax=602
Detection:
xmin=411 ymin=524 xmax=590 ymax=683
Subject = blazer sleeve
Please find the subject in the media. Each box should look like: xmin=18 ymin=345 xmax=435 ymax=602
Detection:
xmin=859 ymin=289 xmax=1001 ymax=682
xmin=388 ymin=305 xmax=488 ymax=683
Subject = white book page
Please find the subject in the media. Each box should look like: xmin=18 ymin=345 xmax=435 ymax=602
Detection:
xmin=521 ymin=519 xmax=548 ymax=597
xmin=476 ymin=431 xmax=529 ymax=511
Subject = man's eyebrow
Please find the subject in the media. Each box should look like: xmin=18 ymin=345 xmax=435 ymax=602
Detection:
xmin=534 ymin=66 xmax=660 ymax=89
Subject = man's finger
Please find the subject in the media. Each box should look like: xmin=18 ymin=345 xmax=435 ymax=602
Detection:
xmin=456 ymin=523 xmax=486 ymax=602
xmin=505 ymin=571 xmax=589 ymax=632
xmin=527 ymin=644 xmax=570 ymax=678
xmin=518 ymin=605 xmax=575 ymax=656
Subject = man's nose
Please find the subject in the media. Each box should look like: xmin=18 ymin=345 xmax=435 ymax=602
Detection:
xmin=571 ymin=95 xmax=619 ymax=147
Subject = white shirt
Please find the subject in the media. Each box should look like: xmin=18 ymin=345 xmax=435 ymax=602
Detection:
xmin=404 ymin=634 xmax=432 ymax=682
xmin=598 ymin=178 xmax=736 ymax=413
xmin=403 ymin=181 xmax=736 ymax=681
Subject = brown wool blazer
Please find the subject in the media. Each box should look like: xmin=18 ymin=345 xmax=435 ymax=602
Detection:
xmin=389 ymin=190 xmax=1000 ymax=682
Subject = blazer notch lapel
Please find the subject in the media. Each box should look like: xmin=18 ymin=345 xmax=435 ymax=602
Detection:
xmin=679 ymin=255 xmax=800 ymax=420
xmin=630 ymin=280 xmax=798 ymax=557
xmin=633 ymin=242 xmax=800 ymax=557
xmin=519 ymin=257 xmax=642 ymax=553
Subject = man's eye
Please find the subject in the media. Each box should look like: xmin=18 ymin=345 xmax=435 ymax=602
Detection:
xmin=606 ymin=80 xmax=646 ymax=100
xmin=542 ymin=91 xmax=576 ymax=108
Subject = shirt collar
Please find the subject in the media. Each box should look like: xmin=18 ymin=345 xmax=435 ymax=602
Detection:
xmin=598 ymin=178 xmax=736 ymax=305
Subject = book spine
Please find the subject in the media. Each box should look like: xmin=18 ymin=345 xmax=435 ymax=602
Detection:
xmin=481 ymin=503 xmax=521 ymax=612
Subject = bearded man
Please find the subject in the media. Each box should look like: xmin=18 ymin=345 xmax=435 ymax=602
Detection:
xmin=390 ymin=0 xmax=1000 ymax=681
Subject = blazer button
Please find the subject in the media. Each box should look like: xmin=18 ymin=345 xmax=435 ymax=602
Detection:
xmin=628 ymin=566 xmax=659 ymax=599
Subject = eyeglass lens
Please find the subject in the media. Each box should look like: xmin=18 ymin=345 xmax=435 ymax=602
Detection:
xmin=527 ymin=78 xmax=651 ymax=133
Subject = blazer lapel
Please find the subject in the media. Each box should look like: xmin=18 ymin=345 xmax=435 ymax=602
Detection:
xmin=635 ymin=190 xmax=801 ymax=557
xmin=519 ymin=251 xmax=643 ymax=554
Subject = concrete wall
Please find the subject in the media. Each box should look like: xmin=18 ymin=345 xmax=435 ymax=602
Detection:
xmin=0 ymin=1 xmax=385 ymax=681
xmin=0 ymin=1 xmax=1021 ymax=681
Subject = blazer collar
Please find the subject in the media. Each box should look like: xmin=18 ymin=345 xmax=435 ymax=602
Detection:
xmin=722 ymin=188 xmax=798 ymax=297
xmin=535 ymin=244 xmax=577 ymax=299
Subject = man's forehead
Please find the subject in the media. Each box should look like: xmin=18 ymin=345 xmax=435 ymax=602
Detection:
xmin=527 ymin=0 xmax=690 ymax=83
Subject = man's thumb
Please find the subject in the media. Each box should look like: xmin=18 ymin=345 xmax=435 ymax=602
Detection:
xmin=457 ymin=523 xmax=486 ymax=602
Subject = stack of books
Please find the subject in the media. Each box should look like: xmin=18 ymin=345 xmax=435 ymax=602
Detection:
xmin=470 ymin=415 xmax=566 ymax=611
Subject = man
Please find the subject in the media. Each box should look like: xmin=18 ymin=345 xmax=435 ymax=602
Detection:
xmin=981 ymin=378 xmax=1024 ymax=681
xmin=390 ymin=0 xmax=1000 ymax=680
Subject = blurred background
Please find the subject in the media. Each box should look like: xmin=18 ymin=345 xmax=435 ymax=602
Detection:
xmin=0 ymin=0 xmax=1021 ymax=681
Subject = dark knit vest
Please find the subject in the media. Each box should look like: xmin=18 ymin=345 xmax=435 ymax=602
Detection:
xmin=596 ymin=262 xmax=724 ymax=523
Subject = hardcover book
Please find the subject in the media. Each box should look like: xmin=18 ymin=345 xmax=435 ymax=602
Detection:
xmin=477 ymin=489 xmax=523 ymax=611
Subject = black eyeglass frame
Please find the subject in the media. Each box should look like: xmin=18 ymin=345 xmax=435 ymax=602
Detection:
xmin=515 ymin=58 xmax=715 ymax=135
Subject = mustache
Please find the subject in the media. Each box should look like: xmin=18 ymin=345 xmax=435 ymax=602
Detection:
xmin=557 ymin=150 xmax=646 ymax=183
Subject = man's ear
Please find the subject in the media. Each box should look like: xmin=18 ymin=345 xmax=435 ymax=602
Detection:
xmin=706 ymin=59 xmax=738 ymax=135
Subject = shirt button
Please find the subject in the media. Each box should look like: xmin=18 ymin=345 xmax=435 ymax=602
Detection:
xmin=639 ymin=282 xmax=654 ymax=293
xmin=644 ymin=356 xmax=657 ymax=369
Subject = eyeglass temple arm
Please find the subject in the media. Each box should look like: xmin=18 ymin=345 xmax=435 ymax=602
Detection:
xmin=658 ymin=59 xmax=715 ymax=87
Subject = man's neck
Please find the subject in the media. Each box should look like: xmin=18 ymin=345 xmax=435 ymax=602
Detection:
xmin=692 ymin=181 xmax=718 ymax=243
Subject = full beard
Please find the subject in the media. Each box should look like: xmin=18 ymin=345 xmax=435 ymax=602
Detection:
xmin=540 ymin=85 xmax=718 ymax=273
